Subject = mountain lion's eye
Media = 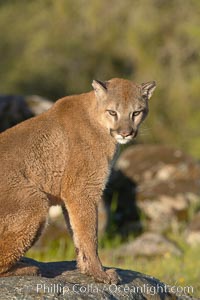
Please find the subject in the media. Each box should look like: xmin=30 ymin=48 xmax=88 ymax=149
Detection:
xmin=132 ymin=111 xmax=141 ymax=117
xmin=107 ymin=110 xmax=117 ymax=117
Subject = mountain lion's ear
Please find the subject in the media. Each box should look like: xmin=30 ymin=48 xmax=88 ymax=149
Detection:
xmin=141 ymin=81 xmax=156 ymax=100
xmin=92 ymin=80 xmax=107 ymax=99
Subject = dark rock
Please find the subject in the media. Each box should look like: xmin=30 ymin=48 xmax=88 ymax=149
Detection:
xmin=104 ymin=169 xmax=141 ymax=237
xmin=0 ymin=95 xmax=34 ymax=132
xmin=0 ymin=94 xmax=53 ymax=133
xmin=0 ymin=258 xmax=177 ymax=300
xmin=114 ymin=233 xmax=182 ymax=258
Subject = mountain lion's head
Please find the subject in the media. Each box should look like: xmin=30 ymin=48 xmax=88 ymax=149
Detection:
xmin=92 ymin=78 xmax=156 ymax=144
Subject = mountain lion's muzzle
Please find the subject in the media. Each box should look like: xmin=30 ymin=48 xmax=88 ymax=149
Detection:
xmin=110 ymin=128 xmax=138 ymax=144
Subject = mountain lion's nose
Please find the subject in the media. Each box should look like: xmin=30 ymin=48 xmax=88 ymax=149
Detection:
xmin=119 ymin=129 xmax=134 ymax=137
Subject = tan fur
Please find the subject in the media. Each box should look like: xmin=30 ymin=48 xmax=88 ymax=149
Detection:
xmin=0 ymin=78 xmax=156 ymax=283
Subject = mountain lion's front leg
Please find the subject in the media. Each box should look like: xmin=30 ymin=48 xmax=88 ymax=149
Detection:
xmin=63 ymin=191 xmax=120 ymax=284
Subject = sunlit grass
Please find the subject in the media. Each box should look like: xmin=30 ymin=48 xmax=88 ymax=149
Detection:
xmin=27 ymin=236 xmax=75 ymax=262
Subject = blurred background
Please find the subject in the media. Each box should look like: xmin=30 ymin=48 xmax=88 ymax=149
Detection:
xmin=0 ymin=0 xmax=200 ymax=296
xmin=0 ymin=0 xmax=200 ymax=157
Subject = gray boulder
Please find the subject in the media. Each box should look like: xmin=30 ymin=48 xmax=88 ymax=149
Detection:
xmin=0 ymin=94 xmax=53 ymax=132
xmin=114 ymin=232 xmax=182 ymax=258
xmin=114 ymin=145 xmax=200 ymax=233
xmin=0 ymin=258 xmax=177 ymax=300
xmin=0 ymin=95 xmax=34 ymax=132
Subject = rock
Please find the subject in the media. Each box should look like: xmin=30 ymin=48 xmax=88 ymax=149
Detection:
xmin=185 ymin=211 xmax=200 ymax=246
xmin=0 ymin=257 xmax=176 ymax=300
xmin=0 ymin=95 xmax=34 ymax=132
xmin=113 ymin=145 xmax=200 ymax=233
xmin=0 ymin=94 xmax=53 ymax=133
xmin=114 ymin=233 xmax=182 ymax=258
xmin=104 ymin=169 xmax=141 ymax=236
xmin=25 ymin=95 xmax=53 ymax=115
xmin=137 ymin=194 xmax=189 ymax=232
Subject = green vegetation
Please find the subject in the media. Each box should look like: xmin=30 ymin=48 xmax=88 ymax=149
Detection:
xmin=0 ymin=0 xmax=200 ymax=157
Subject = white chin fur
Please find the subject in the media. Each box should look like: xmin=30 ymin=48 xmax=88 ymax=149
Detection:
xmin=116 ymin=138 xmax=131 ymax=144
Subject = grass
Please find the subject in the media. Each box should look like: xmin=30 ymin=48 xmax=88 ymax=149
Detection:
xmin=26 ymin=231 xmax=200 ymax=298
xmin=102 ymin=245 xmax=200 ymax=297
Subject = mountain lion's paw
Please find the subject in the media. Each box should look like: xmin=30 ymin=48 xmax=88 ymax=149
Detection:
xmin=92 ymin=268 xmax=121 ymax=284
xmin=105 ymin=268 xmax=121 ymax=284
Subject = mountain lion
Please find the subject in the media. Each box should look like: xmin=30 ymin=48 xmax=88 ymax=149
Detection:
xmin=0 ymin=78 xmax=156 ymax=283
